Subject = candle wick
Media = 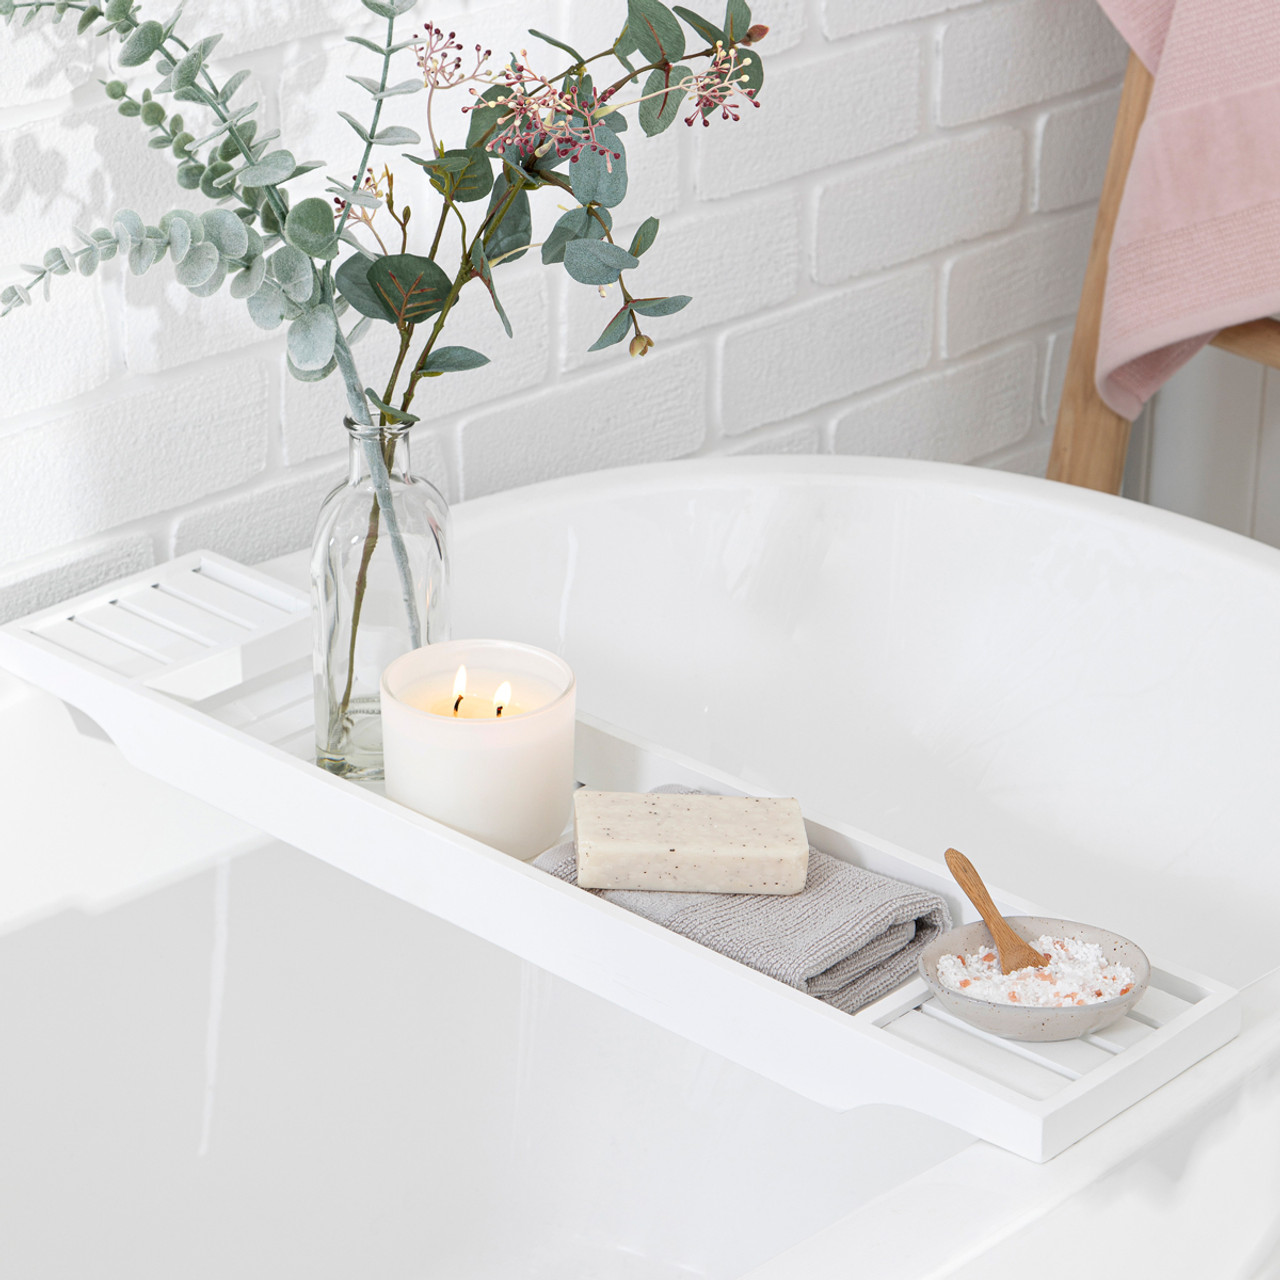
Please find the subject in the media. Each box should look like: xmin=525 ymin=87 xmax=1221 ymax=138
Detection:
xmin=453 ymin=694 xmax=463 ymax=715
xmin=495 ymin=704 xmax=504 ymax=717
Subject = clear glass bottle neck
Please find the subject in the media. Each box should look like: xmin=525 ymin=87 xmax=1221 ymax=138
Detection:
xmin=345 ymin=419 xmax=411 ymax=484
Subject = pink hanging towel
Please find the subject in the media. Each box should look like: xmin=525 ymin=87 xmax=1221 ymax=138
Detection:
xmin=1095 ymin=0 xmax=1280 ymax=418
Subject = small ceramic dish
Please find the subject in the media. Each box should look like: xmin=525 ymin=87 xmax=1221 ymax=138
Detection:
xmin=918 ymin=916 xmax=1151 ymax=1042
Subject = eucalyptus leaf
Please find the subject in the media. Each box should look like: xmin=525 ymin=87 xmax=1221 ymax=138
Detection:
xmin=171 ymin=47 xmax=203 ymax=91
xmin=423 ymin=346 xmax=490 ymax=373
xmin=118 ymin=18 xmax=163 ymax=66
xmin=541 ymin=205 xmax=611 ymax=265
xmin=672 ymin=5 xmax=725 ymax=45
xmin=335 ymin=253 xmax=396 ymax=323
xmin=639 ymin=65 xmax=689 ymax=136
xmin=569 ymin=125 xmax=627 ymax=208
xmin=201 ymin=207 xmax=249 ymax=258
xmin=366 ymin=253 xmax=452 ymax=325
xmin=173 ymin=239 xmax=220 ymax=288
xmin=466 ymin=84 xmax=510 ymax=150
xmin=370 ymin=125 xmax=420 ymax=146
xmin=337 ymin=110 xmax=371 ymax=143
xmin=186 ymin=258 xmax=228 ymax=297
xmin=271 ymin=245 xmax=314 ymax=303
xmin=246 ymin=279 xmax=294 ymax=329
xmin=562 ymin=239 xmax=639 ymax=286
xmin=629 ymin=294 xmax=690 ymax=316
xmin=469 ymin=240 xmax=512 ymax=338
xmin=287 ymin=354 xmax=337 ymax=382
xmin=723 ymin=0 xmax=751 ymax=42
xmin=360 ymin=0 xmax=417 ymax=16
xmin=229 ymin=254 xmax=267 ymax=299
xmin=128 ymin=237 xmax=157 ymax=275
xmin=627 ymin=0 xmax=686 ymax=63
xmin=287 ymin=306 xmax=338 ymax=371
xmin=283 ymin=197 xmax=338 ymax=260
xmin=346 ymin=315 xmax=372 ymax=346
xmin=113 ymin=209 xmax=144 ymax=247
xmin=364 ymin=389 xmax=419 ymax=423
xmin=220 ymin=68 xmax=252 ymax=103
xmin=200 ymin=162 xmax=233 ymax=200
xmin=236 ymin=149 xmax=296 ymax=186
xmin=589 ymin=307 xmax=633 ymax=351
xmin=528 ymin=27 xmax=585 ymax=64
xmin=485 ymin=174 xmax=532 ymax=264
xmin=629 ymin=217 xmax=660 ymax=258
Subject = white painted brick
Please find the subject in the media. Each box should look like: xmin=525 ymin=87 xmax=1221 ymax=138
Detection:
xmin=938 ymin=0 xmax=1126 ymax=127
xmin=1034 ymin=88 xmax=1119 ymax=213
xmin=721 ymin=266 xmax=934 ymax=434
xmin=180 ymin=0 xmax=363 ymax=57
xmin=943 ymin=207 xmax=1093 ymax=356
xmin=815 ymin=127 xmax=1023 ymax=284
xmin=172 ymin=462 xmax=348 ymax=564
xmin=0 ymin=277 xmax=113 ymax=424
xmin=744 ymin=0 xmax=807 ymax=51
xmin=0 ymin=359 xmax=269 ymax=562
xmin=459 ymin=343 xmax=707 ymax=498
xmin=0 ymin=18 xmax=105 ymax=108
xmin=0 ymin=531 xmax=154 ymax=625
xmin=563 ymin=189 xmax=801 ymax=370
xmin=282 ymin=267 xmax=550 ymax=465
xmin=832 ymin=342 xmax=1035 ymax=461
xmin=976 ymin=431 xmax=1052 ymax=475
xmin=1041 ymin=324 xmax=1072 ymax=427
xmin=719 ymin=421 xmax=822 ymax=455
xmin=824 ymin=0 xmax=982 ymax=39
xmin=694 ymin=36 xmax=922 ymax=200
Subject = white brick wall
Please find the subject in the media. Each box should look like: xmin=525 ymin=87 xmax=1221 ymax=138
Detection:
xmin=0 ymin=0 xmax=1127 ymax=620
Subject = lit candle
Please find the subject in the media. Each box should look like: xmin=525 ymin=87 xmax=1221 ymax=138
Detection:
xmin=380 ymin=640 xmax=576 ymax=859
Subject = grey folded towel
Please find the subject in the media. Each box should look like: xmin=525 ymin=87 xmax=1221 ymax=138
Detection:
xmin=533 ymin=789 xmax=951 ymax=1015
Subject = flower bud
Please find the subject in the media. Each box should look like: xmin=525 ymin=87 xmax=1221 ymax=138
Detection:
xmin=744 ymin=23 xmax=770 ymax=43
xmin=629 ymin=334 xmax=655 ymax=358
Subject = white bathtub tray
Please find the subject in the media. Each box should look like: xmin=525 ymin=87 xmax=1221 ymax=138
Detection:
xmin=0 ymin=553 xmax=1241 ymax=1162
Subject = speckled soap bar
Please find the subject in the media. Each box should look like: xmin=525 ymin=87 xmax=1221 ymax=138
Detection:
xmin=573 ymin=791 xmax=809 ymax=894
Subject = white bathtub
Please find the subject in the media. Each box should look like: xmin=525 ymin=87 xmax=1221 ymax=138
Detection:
xmin=3 ymin=457 xmax=1278 ymax=1277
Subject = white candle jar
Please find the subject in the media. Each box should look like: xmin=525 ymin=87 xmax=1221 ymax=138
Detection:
xmin=380 ymin=640 xmax=576 ymax=860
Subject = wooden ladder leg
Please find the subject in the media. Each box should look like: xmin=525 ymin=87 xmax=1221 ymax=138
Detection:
xmin=1047 ymin=52 xmax=1154 ymax=494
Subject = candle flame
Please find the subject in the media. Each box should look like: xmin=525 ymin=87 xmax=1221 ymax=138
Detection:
xmin=452 ymin=666 xmax=467 ymax=698
xmin=493 ymin=680 xmax=512 ymax=716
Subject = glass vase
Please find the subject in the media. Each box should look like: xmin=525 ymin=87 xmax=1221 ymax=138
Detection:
xmin=312 ymin=418 xmax=450 ymax=780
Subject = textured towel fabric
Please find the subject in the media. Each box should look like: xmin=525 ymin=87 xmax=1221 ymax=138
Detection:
xmin=533 ymin=790 xmax=951 ymax=1015
xmin=1095 ymin=0 xmax=1280 ymax=416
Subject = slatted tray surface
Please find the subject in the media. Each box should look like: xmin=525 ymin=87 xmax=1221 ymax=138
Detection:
xmin=0 ymin=555 xmax=1241 ymax=1162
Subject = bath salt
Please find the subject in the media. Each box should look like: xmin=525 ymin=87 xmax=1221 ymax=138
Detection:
xmin=937 ymin=934 xmax=1136 ymax=1007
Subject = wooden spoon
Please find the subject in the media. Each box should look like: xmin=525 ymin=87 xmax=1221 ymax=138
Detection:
xmin=944 ymin=848 xmax=1049 ymax=974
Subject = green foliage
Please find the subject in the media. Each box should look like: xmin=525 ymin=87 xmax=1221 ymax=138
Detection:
xmin=570 ymin=126 xmax=628 ymax=208
xmin=284 ymin=198 xmax=338 ymax=259
xmin=288 ymin=306 xmax=338 ymax=371
xmin=672 ymin=5 xmax=725 ymax=46
xmin=639 ymin=66 xmax=689 ymax=136
xmin=562 ymin=239 xmax=639 ymax=286
xmin=589 ymin=307 xmax=633 ymax=351
xmin=629 ymin=217 xmax=659 ymax=258
xmin=485 ymin=173 xmax=532 ymax=264
xmin=3 ymin=0 xmax=772 ymax=410
xmin=542 ymin=206 xmax=611 ymax=265
xmin=723 ymin=0 xmax=751 ymax=43
xmin=627 ymin=0 xmax=686 ymax=64
xmin=423 ymin=346 xmax=490 ymax=373
xmin=367 ymin=253 xmax=452 ymax=325
xmin=335 ymin=253 xmax=397 ymax=323
xmin=118 ymin=18 xmax=163 ymax=66
xmin=630 ymin=295 xmax=690 ymax=316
